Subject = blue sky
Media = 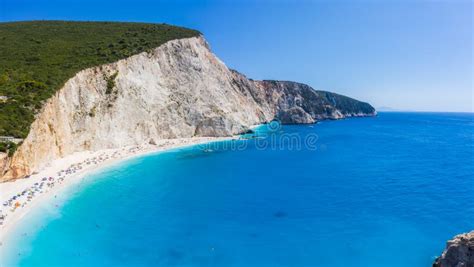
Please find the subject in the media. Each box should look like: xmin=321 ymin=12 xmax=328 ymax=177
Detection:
xmin=1 ymin=0 xmax=472 ymax=112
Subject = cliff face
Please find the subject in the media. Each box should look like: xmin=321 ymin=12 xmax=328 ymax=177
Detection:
xmin=1 ymin=36 xmax=375 ymax=182
xmin=253 ymin=80 xmax=375 ymax=124
xmin=434 ymin=231 xmax=474 ymax=267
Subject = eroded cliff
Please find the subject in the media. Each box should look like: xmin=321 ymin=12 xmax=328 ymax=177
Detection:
xmin=1 ymin=36 xmax=375 ymax=182
xmin=434 ymin=231 xmax=474 ymax=267
xmin=254 ymin=80 xmax=375 ymax=123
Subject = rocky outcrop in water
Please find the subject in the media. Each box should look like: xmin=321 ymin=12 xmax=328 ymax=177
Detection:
xmin=433 ymin=231 xmax=474 ymax=267
xmin=0 ymin=36 xmax=375 ymax=182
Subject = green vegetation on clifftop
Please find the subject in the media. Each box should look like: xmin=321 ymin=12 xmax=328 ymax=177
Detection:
xmin=0 ymin=21 xmax=200 ymax=138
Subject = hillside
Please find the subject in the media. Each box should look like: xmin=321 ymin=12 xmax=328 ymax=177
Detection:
xmin=0 ymin=23 xmax=375 ymax=181
xmin=0 ymin=21 xmax=200 ymax=138
xmin=254 ymin=80 xmax=375 ymax=123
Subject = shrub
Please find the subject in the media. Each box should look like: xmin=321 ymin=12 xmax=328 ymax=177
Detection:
xmin=0 ymin=141 xmax=18 ymax=157
xmin=16 ymin=80 xmax=47 ymax=93
xmin=105 ymin=72 xmax=118 ymax=94
xmin=7 ymin=142 xmax=17 ymax=157
xmin=0 ymin=21 xmax=200 ymax=138
xmin=0 ymin=142 xmax=7 ymax=152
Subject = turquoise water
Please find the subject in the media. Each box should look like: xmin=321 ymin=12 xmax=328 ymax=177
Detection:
xmin=2 ymin=112 xmax=473 ymax=267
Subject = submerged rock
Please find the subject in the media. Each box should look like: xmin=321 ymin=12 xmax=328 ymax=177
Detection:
xmin=433 ymin=231 xmax=474 ymax=267
xmin=273 ymin=211 xmax=288 ymax=218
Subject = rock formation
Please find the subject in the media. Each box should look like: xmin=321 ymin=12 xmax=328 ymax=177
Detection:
xmin=0 ymin=36 xmax=375 ymax=182
xmin=434 ymin=231 xmax=474 ymax=267
xmin=254 ymin=80 xmax=375 ymax=123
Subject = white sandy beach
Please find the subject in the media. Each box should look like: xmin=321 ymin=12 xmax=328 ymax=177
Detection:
xmin=0 ymin=137 xmax=233 ymax=244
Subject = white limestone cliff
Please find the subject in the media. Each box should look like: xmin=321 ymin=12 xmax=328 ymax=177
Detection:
xmin=1 ymin=36 xmax=375 ymax=181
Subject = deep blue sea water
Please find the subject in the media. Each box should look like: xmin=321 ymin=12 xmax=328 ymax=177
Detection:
xmin=2 ymin=112 xmax=473 ymax=267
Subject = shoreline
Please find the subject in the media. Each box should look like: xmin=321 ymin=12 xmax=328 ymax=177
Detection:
xmin=0 ymin=136 xmax=234 ymax=245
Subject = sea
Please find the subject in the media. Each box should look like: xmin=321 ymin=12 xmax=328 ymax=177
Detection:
xmin=2 ymin=112 xmax=473 ymax=267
